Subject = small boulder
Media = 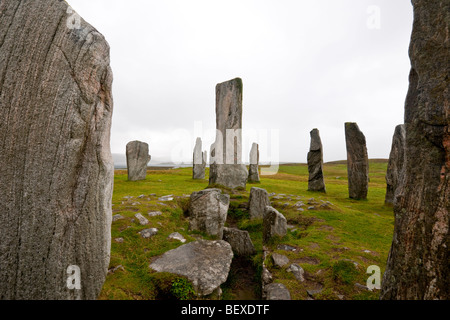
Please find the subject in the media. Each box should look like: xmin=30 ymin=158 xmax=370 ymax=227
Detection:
xmin=134 ymin=213 xmax=149 ymax=225
xmin=222 ymin=227 xmax=255 ymax=256
xmin=265 ymin=283 xmax=291 ymax=300
xmin=263 ymin=206 xmax=287 ymax=243
xmin=248 ymin=187 xmax=270 ymax=219
xmin=139 ymin=228 xmax=158 ymax=238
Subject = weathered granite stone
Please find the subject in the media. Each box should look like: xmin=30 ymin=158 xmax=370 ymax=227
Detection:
xmin=0 ymin=0 xmax=113 ymax=300
xmin=307 ymin=129 xmax=326 ymax=192
xmin=193 ymin=137 xmax=206 ymax=180
xmin=287 ymin=264 xmax=305 ymax=282
xmin=248 ymin=143 xmax=260 ymax=183
xmin=168 ymin=232 xmax=186 ymax=243
xmin=344 ymin=122 xmax=369 ymax=199
xmin=263 ymin=206 xmax=287 ymax=243
xmin=265 ymin=283 xmax=291 ymax=300
xmin=248 ymin=187 xmax=270 ymax=219
xmin=149 ymin=240 xmax=234 ymax=296
xmin=139 ymin=228 xmax=158 ymax=239
xmin=188 ymin=189 xmax=230 ymax=239
xmin=126 ymin=141 xmax=151 ymax=181
xmin=381 ymin=0 xmax=449 ymax=300
xmin=134 ymin=213 xmax=149 ymax=226
xmin=113 ymin=214 xmax=125 ymax=222
xmin=385 ymin=124 xmax=406 ymax=205
xmin=222 ymin=227 xmax=255 ymax=256
xmin=272 ymin=253 xmax=289 ymax=268
xmin=209 ymin=78 xmax=248 ymax=189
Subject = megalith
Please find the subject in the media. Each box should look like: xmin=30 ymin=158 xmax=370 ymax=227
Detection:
xmin=248 ymin=143 xmax=260 ymax=183
xmin=381 ymin=0 xmax=449 ymax=300
xmin=307 ymin=129 xmax=326 ymax=192
xmin=384 ymin=125 xmax=406 ymax=205
xmin=188 ymin=189 xmax=230 ymax=239
xmin=0 ymin=0 xmax=113 ymax=299
xmin=209 ymin=78 xmax=248 ymax=189
xmin=193 ymin=137 xmax=206 ymax=180
xmin=126 ymin=140 xmax=151 ymax=181
xmin=344 ymin=122 xmax=369 ymax=199
xmin=248 ymin=187 xmax=271 ymax=219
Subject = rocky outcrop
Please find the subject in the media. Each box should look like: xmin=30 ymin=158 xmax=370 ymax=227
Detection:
xmin=307 ymin=129 xmax=326 ymax=192
xmin=188 ymin=189 xmax=230 ymax=239
xmin=381 ymin=0 xmax=449 ymax=300
xmin=126 ymin=141 xmax=151 ymax=181
xmin=0 ymin=0 xmax=113 ymax=299
xmin=222 ymin=227 xmax=255 ymax=256
xmin=248 ymin=143 xmax=260 ymax=183
xmin=385 ymin=125 xmax=406 ymax=205
xmin=263 ymin=206 xmax=287 ymax=243
xmin=344 ymin=122 xmax=369 ymax=199
xmin=193 ymin=137 xmax=206 ymax=180
xmin=248 ymin=187 xmax=270 ymax=219
xmin=209 ymin=78 xmax=248 ymax=189
xmin=149 ymin=240 xmax=234 ymax=296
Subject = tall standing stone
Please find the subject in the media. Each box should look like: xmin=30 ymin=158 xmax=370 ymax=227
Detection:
xmin=209 ymin=78 xmax=248 ymax=189
xmin=381 ymin=0 xmax=449 ymax=300
xmin=126 ymin=140 xmax=151 ymax=181
xmin=307 ymin=129 xmax=326 ymax=192
xmin=385 ymin=125 xmax=406 ymax=205
xmin=344 ymin=123 xmax=369 ymax=200
xmin=193 ymin=137 xmax=206 ymax=179
xmin=0 ymin=0 xmax=113 ymax=299
xmin=248 ymin=143 xmax=260 ymax=183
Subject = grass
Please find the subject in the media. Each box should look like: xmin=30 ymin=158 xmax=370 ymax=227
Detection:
xmin=99 ymin=160 xmax=393 ymax=300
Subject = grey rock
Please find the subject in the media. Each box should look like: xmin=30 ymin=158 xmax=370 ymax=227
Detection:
xmin=248 ymin=187 xmax=271 ymax=219
xmin=126 ymin=141 xmax=151 ymax=181
xmin=248 ymin=143 xmax=260 ymax=183
xmin=158 ymin=195 xmax=173 ymax=201
xmin=149 ymin=240 xmax=233 ymax=296
xmin=307 ymin=129 xmax=326 ymax=192
xmin=0 ymin=0 xmax=113 ymax=300
xmin=134 ymin=213 xmax=149 ymax=226
xmin=287 ymin=264 xmax=305 ymax=282
xmin=277 ymin=244 xmax=297 ymax=252
xmin=307 ymin=288 xmax=323 ymax=297
xmin=263 ymin=206 xmax=287 ymax=243
xmin=209 ymin=78 xmax=248 ymax=189
xmin=113 ymin=214 xmax=125 ymax=222
xmin=168 ymin=232 xmax=186 ymax=243
xmin=193 ymin=137 xmax=207 ymax=179
xmin=114 ymin=238 xmax=124 ymax=243
xmin=345 ymin=122 xmax=369 ymax=199
xmin=148 ymin=211 xmax=163 ymax=217
xmin=385 ymin=125 xmax=406 ymax=205
xmin=188 ymin=189 xmax=230 ymax=239
xmin=265 ymin=283 xmax=291 ymax=300
xmin=381 ymin=0 xmax=450 ymax=300
xmin=222 ymin=227 xmax=255 ymax=256
xmin=272 ymin=253 xmax=289 ymax=267
xmin=139 ymin=228 xmax=158 ymax=238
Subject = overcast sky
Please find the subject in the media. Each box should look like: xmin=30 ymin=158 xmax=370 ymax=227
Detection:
xmin=69 ymin=0 xmax=413 ymax=164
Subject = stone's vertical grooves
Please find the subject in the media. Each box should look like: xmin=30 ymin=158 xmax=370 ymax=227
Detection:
xmin=209 ymin=78 xmax=248 ymax=189
xmin=385 ymin=125 xmax=406 ymax=205
xmin=307 ymin=129 xmax=325 ymax=192
xmin=344 ymin=122 xmax=369 ymax=200
xmin=381 ymin=0 xmax=449 ymax=300
xmin=0 ymin=0 xmax=113 ymax=299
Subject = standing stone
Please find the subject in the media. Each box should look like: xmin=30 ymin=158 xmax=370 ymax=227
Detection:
xmin=209 ymin=78 xmax=248 ymax=189
xmin=344 ymin=122 xmax=369 ymax=200
xmin=0 ymin=0 xmax=113 ymax=299
xmin=307 ymin=129 xmax=326 ymax=192
xmin=188 ymin=189 xmax=230 ymax=239
xmin=126 ymin=141 xmax=151 ymax=181
xmin=193 ymin=137 xmax=206 ymax=179
xmin=263 ymin=206 xmax=287 ymax=243
xmin=248 ymin=143 xmax=260 ymax=183
xmin=385 ymin=125 xmax=406 ymax=205
xmin=248 ymin=187 xmax=271 ymax=219
xmin=222 ymin=227 xmax=255 ymax=256
xmin=381 ymin=0 xmax=449 ymax=300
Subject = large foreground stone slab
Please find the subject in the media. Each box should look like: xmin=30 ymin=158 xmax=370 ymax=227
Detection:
xmin=248 ymin=187 xmax=270 ymax=219
xmin=149 ymin=240 xmax=234 ymax=296
xmin=0 ymin=0 xmax=113 ymax=299
xmin=381 ymin=0 xmax=449 ymax=300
